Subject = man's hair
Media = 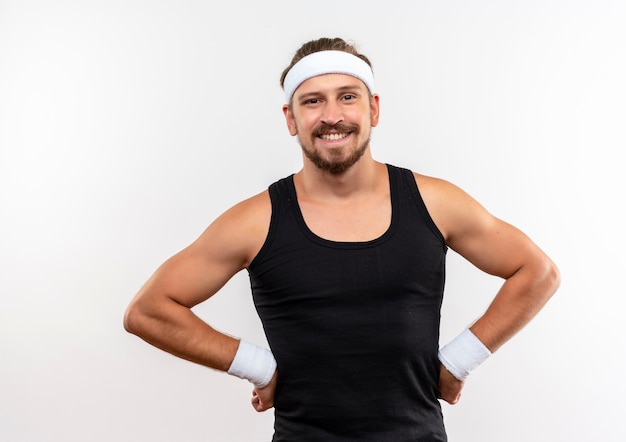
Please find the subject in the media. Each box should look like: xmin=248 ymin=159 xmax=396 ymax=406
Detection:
xmin=279 ymin=37 xmax=372 ymax=89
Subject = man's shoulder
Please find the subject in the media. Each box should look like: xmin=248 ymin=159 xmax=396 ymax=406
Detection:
xmin=220 ymin=170 xmax=296 ymax=227
xmin=228 ymin=188 xmax=272 ymax=220
xmin=389 ymin=165 xmax=450 ymax=192
xmin=200 ymin=189 xmax=272 ymax=268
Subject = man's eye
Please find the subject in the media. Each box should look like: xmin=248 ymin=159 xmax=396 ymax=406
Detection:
xmin=307 ymin=98 xmax=320 ymax=104
xmin=343 ymin=95 xmax=355 ymax=101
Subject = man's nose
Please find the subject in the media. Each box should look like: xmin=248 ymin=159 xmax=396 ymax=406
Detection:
xmin=321 ymin=101 xmax=344 ymax=126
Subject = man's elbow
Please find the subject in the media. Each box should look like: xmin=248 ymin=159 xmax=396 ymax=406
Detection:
xmin=123 ymin=300 xmax=145 ymax=336
xmin=542 ymin=257 xmax=561 ymax=300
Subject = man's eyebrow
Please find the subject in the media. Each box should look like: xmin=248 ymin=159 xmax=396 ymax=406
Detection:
xmin=296 ymin=91 xmax=322 ymax=101
xmin=296 ymin=85 xmax=364 ymax=101
xmin=336 ymin=84 xmax=362 ymax=93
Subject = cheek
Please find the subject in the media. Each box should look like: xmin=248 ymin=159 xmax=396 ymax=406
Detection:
xmin=359 ymin=113 xmax=374 ymax=130
xmin=296 ymin=115 xmax=319 ymax=133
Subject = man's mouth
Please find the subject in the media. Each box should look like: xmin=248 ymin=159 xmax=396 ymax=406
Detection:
xmin=319 ymin=132 xmax=350 ymax=141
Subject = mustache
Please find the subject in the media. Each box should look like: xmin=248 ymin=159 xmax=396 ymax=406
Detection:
xmin=312 ymin=123 xmax=359 ymax=137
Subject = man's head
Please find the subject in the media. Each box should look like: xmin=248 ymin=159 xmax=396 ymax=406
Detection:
xmin=280 ymin=38 xmax=380 ymax=175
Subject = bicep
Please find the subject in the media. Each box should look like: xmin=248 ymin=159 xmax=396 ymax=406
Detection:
xmin=137 ymin=193 xmax=270 ymax=308
xmin=422 ymin=176 xmax=535 ymax=279
xmin=448 ymin=214 xmax=537 ymax=280
xmin=143 ymin=238 xmax=244 ymax=309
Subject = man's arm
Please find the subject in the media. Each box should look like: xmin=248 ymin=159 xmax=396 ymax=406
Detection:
xmin=417 ymin=174 xmax=561 ymax=403
xmin=123 ymin=190 xmax=274 ymax=389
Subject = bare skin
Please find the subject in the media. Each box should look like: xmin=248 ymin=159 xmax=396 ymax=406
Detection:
xmin=124 ymin=72 xmax=560 ymax=412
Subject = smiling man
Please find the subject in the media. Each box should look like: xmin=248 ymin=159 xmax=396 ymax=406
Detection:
xmin=124 ymin=37 xmax=560 ymax=441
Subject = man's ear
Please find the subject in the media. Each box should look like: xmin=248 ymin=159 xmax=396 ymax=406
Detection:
xmin=282 ymin=104 xmax=298 ymax=136
xmin=370 ymin=94 xmax=380 ymax=127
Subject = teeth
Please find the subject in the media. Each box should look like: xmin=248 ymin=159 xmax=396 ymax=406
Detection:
xmin=320 ymin=133 xmax=348 ymax=141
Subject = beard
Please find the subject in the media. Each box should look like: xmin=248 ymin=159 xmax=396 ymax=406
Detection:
xmin=298 ymin=122 xmax=371 ymax=175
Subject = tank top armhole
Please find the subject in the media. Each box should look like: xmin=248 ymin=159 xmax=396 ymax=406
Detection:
xmin=391 ymin=164 xmax=447 ymax=248
xmin=247 ymin=179 xmax=287 ymax=272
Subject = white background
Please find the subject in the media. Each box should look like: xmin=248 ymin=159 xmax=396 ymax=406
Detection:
xmin=1 ymin=1 xmax=624 ymax=441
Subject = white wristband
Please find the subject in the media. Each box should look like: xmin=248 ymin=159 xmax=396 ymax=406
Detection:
xmin=438 ymin=328 xmax=491 ymax=381
xmin=227 ymin=339 xmax=276 ymax=388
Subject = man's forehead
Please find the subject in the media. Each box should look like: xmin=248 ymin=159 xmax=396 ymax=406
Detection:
xmin=293 ymin=73 xmax=368 ymax=98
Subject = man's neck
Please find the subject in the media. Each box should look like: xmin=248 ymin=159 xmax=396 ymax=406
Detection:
xmin=295 ymin=154 xmax=386 ymax=202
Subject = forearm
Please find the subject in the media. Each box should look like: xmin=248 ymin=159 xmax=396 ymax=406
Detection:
xmin=470 ymin=256 xmax=560 ymax=352
xmin=438 ymin=256 xmax=559 ymax=392
xmin=124 ymin=293 xmax=276 ymax=388
xmin=124 ymin=295 xmax=238 ymax=372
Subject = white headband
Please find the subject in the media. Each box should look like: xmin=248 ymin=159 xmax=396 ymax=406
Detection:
xmin=283 ymin=50 xmax=375 ymax=103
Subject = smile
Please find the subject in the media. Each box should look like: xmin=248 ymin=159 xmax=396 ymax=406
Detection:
xmin=319 ymin=133 xmax=349 ymax=141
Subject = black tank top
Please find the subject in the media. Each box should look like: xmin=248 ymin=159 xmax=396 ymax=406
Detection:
xmin=248 ymin=164 xmax=448 ymax=441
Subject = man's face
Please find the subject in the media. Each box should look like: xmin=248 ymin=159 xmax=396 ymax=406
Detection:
xmin=283 ymin=73 xmax=380 ymax=175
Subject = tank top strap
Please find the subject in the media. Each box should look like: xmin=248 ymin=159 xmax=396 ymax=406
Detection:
xmin=387 ymin=164 xmax=446 ymax=246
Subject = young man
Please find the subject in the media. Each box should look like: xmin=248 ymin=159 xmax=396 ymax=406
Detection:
xmin=124 ymin=37 xmax=560 ymax=441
